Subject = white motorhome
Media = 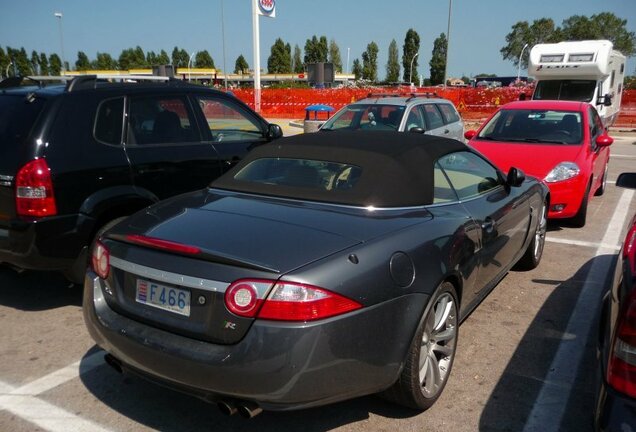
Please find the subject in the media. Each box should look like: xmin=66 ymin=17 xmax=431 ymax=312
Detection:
xmin=529 ymin=40 xmax=625 ymax=126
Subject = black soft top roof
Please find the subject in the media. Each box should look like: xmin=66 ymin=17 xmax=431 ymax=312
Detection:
xmin=212 ymin=130 xmax=467 ymax=207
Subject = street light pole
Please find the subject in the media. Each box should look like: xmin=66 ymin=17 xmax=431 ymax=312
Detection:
xmin=188 ymin=52 xmax=195 ymax=82
xmin=54 ymin=12 xmax=66 ymax=75
xmin=443 ymin=0 xmax=452 ymax=88
xmin=5 ymin=61 xmax=12 ymax=78
xmin=517 ymin=43 xmax=529 ymax=83
xmin=221 ymin=0 xmax=228 ymax=91
xmin=409 ymin=52 xmax=419 ymax=85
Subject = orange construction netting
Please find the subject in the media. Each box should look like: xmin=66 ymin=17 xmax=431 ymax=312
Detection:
xmin=232 ymin=87 xmax=636 ymax=128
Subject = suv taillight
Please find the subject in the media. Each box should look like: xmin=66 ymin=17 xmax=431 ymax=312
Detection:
xmin=15 ymin=159 xmax=57 ymax=217
xmin=224 ymin=279 xmax=362 ymax=322
xmin=607 ymin=289 xmax=636 ymax=398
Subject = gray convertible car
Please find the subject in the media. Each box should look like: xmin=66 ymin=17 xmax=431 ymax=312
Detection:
xmin=84 ymin=131 xmax=549 ymax=417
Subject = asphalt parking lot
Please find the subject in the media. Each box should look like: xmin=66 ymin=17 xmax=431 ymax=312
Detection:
xmin=0 ymin=129 xmax=635 ymax=432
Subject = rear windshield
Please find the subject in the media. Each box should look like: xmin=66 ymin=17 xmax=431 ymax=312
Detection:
xmin=0 ymin=95 xmax=46 ymax=146
xmin=321 ymin=104 xmax=405 ymax=131
xmin=478 ymin=109 xmax=583 ymax=145
xmin=234 ymin=158 xmax=362 ymax=192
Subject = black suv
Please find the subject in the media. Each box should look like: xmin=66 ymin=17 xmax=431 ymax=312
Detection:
xmin=0 ymin=75 xmax=282 ymax=283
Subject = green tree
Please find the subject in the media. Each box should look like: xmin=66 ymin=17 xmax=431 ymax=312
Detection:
xmin=14 ymin=48 xmax=31 ymax=75
xmin=171 ymin=47 xmax=189 ymax=68
xmin=329 ymin=39 xmax=343 ymax=72
xmin=304 ymin=35 xmax=328 ymax=64
xmin=95 ymin=52 xmax=117 ymax=70
xmin=267 ymin=38 xmax=291 ymax=73
xmin=429 ymin=33 xmax=447 ymax=85
xmin=39 ymin=53 xmax=49 ymax=75
xmin=75 ymin=51 xmax=91 ymax=71
xmin=352 ymin=58 xmax=362 ymax=80
xmin=157 ymin=50 xmax=170 ymax=65
xmin=561 ymin=12 xmax=636 ymax=56
xmin=49 ymin=53 xmax=62 ymax=75
xmin=292 ymin=45 xmax=303 ymax=73
xmin=234 ymin=54 xmax=249 ymax=74
xmin=30 ymin=50 xmax=39 ymax=75
xmin=0 ymin=47 xmax=9 ymax=77
xmin=402 ymin=28 xmax=420 ymax=82
xmin=195 ymin=50 xmax=215 ymax=68
xmin=362 ymin=41 xmax=379 ymax=82
xmin=133 ymin=46 xmax=147 ymax=68
xmin=500 ymin=18 xmax=558 ymax=68
xmin=146 ymin=51 xmax=158 ymax=66
xmin=386 ymin=39 xmax=400 ymax=82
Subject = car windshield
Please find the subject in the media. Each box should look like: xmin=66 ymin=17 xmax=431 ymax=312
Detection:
xmin=478 ymin=109 xmax=583 ymax=145
xmin=533 ymin=80 xmax=596 ymax=102
xmin=321 ymin=104 xmax=405 ymax=131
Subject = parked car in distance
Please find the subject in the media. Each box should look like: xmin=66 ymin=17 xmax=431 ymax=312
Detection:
xmin=0 ymin=75 xmax=282 ymax=283
xmin=84 ymin=131 xmax=548 ymax=417
xmin=465 ymin=100 xmax=613 ymax=227
xmin=595 ymin=172 xmax=636 ymax=431
xmin=320 ymin=93 xmax=464 ymax=141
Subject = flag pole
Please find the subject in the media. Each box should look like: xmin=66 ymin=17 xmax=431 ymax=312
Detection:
xmin=252 ymin=0 xmax=261 ymax=113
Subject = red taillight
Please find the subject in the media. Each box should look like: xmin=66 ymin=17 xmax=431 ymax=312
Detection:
xmin=607 ymin=289 xmax=636 ymax=398
xmin=15 ymin=158 xmax=57 ymax=217
xmin=125 ymin=234 xmax=201 ymax=255
xmin=91 ymin=240 xmax=110 ymax=279
xmin=623 ymin=221 xmax=636 ymax=275
xmin=224 ymin=279 xmax=362 ymax=322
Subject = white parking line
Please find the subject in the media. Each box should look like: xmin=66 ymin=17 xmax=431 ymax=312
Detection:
xmin=0 ymin=351 xmax=110 ymax=432
xmin=523 ymin=188 xmax=635 ymax=432
xmin=546 ymin=237 xmax=621 ymax=251
xmin=611 ymin=154 xmax=636 ymax=159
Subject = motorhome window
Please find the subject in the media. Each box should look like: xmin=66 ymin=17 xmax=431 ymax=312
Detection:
xmin=610 ymin=71 xmax=615 ymax=87
xmin=568 ymin=53 xmax=594 ymax=62
xmin=534 ymin=80 xmax=595 ymax=102
xmin=540 ymin=54 xmax=564 ymax=63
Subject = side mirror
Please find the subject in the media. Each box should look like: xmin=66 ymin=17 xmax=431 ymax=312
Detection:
xmin=408 ymin=126 xmax=425 ymax=133
xmin=518 ymin=93 xmax=527 ymax=101
xmin=464 ymin=130 xmax=477 ymax=140
xmin=616 ymin=173 xmax=636 ymax=189
xmin=266 ymin=123 xmax=283 ymax=140
xmin=595 ymin=134 xmax=613 ymax=147
xmin=506 ymin=167 xmax=525 ymax=187
xmin=603 ymin=94 xmax=612 ymax=107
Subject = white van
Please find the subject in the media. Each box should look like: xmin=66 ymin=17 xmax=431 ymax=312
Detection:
xmin=529 ymin=40 xmax=625 ymax=126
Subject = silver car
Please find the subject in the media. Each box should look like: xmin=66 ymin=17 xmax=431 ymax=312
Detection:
xmin=321 ymin=93 xmax=465 ymax=141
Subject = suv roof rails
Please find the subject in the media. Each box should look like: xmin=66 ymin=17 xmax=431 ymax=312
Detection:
xmin=366 ymin=91 xmax=440 ymax=101
xmin=0 ymin=76 xmax=67 ymax=89
xmin=64 ymin=74 xmax=173 ymax=92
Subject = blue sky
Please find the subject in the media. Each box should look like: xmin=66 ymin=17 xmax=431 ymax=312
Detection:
xmin=1 ymin=0 xmax=634 ymax=80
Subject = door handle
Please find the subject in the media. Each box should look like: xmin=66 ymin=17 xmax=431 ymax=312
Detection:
xmin=444 ymin=129 xmax=450 ymax=134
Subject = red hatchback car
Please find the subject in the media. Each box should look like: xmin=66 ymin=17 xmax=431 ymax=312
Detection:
xmin=466 ymin=100 xmax=613 ymax=227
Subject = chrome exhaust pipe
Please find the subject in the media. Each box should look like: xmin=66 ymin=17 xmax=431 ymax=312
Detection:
xmin=238 ymin=402 xmax=263 ymax=419
xmin=217 ymin=400 xmax=238 ymax=416
xmin=103 ymin=353 xmax=123 ymax=374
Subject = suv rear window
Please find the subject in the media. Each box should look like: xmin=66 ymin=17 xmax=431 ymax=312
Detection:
xmin=0 ymin=95 xmax=46 ymax=146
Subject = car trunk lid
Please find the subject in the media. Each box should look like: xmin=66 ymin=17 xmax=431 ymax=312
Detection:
xmin=99 ymin=189 xmax=430 ymax=344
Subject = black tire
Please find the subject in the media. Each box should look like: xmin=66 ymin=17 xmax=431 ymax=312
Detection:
xmin=382 ymin=282 xmax=459 ymax=410
xmin=594 ymin=165 xmax=608 ymax=196
xmin=515 ymin=200 xmax=547 ymax=270
xmin=570 ymin=183 xmax=590 ymax=228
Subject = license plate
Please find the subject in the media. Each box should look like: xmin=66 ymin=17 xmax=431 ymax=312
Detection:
xmin=135 ymin=279 xmax=191 ymax=316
